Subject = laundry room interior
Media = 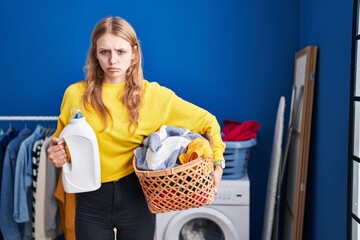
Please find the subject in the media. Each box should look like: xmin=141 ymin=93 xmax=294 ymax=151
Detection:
xmin=0 ymin=0 xmax=352 ymax=240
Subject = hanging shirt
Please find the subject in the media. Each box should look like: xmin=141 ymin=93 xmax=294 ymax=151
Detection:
xmin=13 ymin=125 xmax=45 ymax=240
xmin=0 ymin=128 xmax=18 ymax=240
xmin=0 ymin=127 xmax=33 ymax=240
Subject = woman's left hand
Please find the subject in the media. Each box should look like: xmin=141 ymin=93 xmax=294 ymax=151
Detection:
xmin=213 ymin=166 xmax=223 ymax=195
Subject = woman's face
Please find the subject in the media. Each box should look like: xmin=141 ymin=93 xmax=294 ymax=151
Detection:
xmin=96 ymin=33 xmax=135 ymax=84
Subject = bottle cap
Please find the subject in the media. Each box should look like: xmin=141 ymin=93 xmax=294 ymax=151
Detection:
xmin=74 ymin=111 xmax=83 ymax=119
xmin=70 ymin=108 xmax=83 ymax=119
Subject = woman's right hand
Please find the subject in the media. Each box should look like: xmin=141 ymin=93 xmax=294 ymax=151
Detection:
xmin=47 ymin=137 xmax=69 ymax=168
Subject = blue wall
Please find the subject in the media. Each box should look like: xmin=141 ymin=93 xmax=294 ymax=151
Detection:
xmin=300 ymin=0 xmax=353 ymax=239
xmin=0 ymin=0 xmax=352 ymax=239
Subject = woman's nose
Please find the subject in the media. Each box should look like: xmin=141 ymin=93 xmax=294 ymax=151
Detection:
xmin=109 ymin=53 xmax=117 ymax=65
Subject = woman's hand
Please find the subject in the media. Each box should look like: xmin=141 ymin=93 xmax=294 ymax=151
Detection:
xmin=47 ymin=137 xmax=69 ymax=168
xmin=213 ymin=166 xmax=223 ymax=195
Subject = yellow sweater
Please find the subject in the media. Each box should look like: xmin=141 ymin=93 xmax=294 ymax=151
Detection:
xmin=53 ymin=80 xmax=225 ymax=183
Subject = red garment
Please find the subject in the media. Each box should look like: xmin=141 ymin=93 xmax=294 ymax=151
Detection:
xmin=222 ymin=119 xmax=260 ymax=141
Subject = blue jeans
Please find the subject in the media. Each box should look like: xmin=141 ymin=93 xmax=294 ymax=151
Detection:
xmin=75 ymin=173 xmax=155 ymax=240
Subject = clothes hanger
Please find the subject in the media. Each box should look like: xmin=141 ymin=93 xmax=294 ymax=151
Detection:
xmin=6 ymin=122 xmax=13 ymax=135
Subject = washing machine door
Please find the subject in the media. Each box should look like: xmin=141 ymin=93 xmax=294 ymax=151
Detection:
xmin=163 ymin=207 xmax=240 ymax=240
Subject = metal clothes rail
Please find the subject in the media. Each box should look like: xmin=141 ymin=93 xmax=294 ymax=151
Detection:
xmin=0 ymin=116 xmax=58 ymax=121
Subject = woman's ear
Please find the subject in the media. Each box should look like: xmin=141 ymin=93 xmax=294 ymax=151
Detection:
xmin=132 ymin=45 xmax=137 ymax=59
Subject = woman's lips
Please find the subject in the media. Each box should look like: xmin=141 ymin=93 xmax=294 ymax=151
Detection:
xmin=108 ymin=68 xmax=120 ymax=72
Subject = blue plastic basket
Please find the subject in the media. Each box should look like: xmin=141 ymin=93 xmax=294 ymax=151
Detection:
xmin=222 ymin=138 xmax=257 ymax=179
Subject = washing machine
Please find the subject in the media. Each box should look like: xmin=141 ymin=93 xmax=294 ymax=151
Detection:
xmin=155 ymin=175 xmax=250 ymax=240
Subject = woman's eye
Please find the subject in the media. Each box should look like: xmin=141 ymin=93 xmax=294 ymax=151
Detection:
xmin=118 ymin=50 xmax=126 ymax=55
xmin=100 ymin=50 xmax=109 ymax=54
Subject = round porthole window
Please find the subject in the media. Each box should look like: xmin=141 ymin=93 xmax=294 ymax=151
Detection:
xmin=164 ymin=207 xmax=239 ymax=240
xmin=179 ymin=218 xmax=225 ymax=240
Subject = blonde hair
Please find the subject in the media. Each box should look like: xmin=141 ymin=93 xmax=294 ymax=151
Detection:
xmin=83 ymin=16 xmax=143 ymax=131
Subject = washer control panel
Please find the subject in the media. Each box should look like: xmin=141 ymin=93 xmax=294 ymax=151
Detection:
xmin=213 ymin=178 xmax=250 ymax=205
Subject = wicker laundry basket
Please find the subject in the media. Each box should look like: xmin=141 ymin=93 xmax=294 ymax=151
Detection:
xmin=133 ymin=153 xmax=215 ymax=214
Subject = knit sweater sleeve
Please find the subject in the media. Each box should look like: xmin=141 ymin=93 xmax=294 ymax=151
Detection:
xmin=142 ymin=81 xmax=225 ymax=161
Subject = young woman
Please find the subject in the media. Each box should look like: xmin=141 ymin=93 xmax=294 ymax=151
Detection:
xmin=47 ymin=16 xmax=226 ymax=240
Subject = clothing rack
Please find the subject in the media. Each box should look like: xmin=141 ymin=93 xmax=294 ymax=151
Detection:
xmin=0 ymin=116 xmax=58 ymax=121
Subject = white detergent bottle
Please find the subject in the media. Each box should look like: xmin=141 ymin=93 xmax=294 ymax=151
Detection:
xmin=59 ymin=108 xmax=101 ymax=193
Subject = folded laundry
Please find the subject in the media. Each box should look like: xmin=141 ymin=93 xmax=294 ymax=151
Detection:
xmin=134 ymin=125 xmax=204 ymax=171
xmin=221 ymin=119 xmax=260 ymax=141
